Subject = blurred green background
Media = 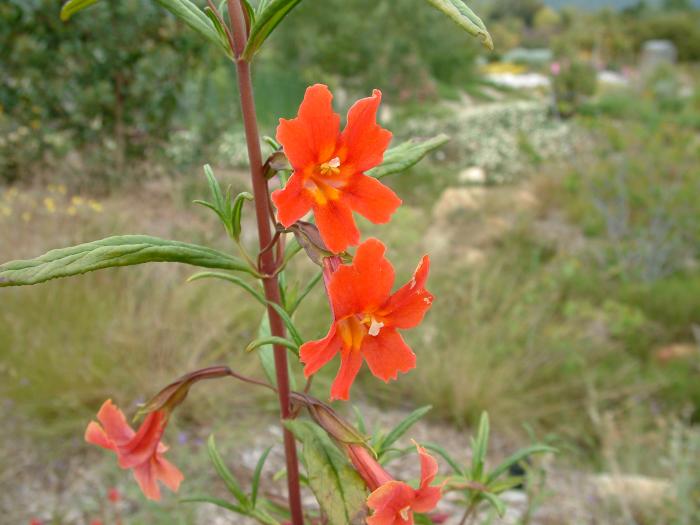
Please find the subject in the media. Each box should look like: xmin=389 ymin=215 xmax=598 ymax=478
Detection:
xmin=1 ymin=0 xmax=700 ymax=523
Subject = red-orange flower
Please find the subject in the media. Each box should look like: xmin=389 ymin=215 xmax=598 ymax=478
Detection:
xmin=300 ymin=238 xmax=433 ymax=400
xmin=272 ymin=84 xmax=402 ymax=253
xmin=85 ymin=399 xmax=183 ymax=501
xmin=366 ymin=445 xmax=442 ymax=525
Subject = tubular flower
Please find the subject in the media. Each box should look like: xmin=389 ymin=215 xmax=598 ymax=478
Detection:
xmin=365 ymin=444 xmax=442 ymax=525
xmin=272 ymin=84 xmax=401 ymax=253
xmin=85 ymin=399 xmax=183 ymax=501
xmin=299 ymin=238 xmax=433 ymax=400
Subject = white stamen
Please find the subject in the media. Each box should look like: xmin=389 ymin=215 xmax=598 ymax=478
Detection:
xmin=368 ymin=318 xmax=384 ymax=337
xmin=328 ymin=156 xmax=341 ymax=168
xmin=399 ymin=507 xmax=411 ymax=520
xmin=423 ymin=297 xmax=432 ymax=305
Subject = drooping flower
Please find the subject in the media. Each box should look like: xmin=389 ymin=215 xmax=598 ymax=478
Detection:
xmin=272 ymin=84 xmax=402 ymax=253
xmin=300 ymin=238 xmax=433 ymax=400
xmin=346 ymin=442 xmax=442 ymax=525
xmin=85 ymin=399 xmax=183 ymax=501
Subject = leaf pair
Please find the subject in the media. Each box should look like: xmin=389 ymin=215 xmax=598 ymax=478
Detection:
xmin=194 ymin=165 xmax=252 ymax=242
xmin=60 ymin=0 xmax=234 ymax=58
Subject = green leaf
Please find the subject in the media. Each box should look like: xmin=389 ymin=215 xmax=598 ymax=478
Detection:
xmin=154 ymin=0 xmax=233 ymax=57
xmin=256 ymin=315 xmax=298 ymax=390
xmin=231 ymin=191 xmax=253 ymax=240
xmin=422 ymin=0 xmax=493 ymax=50
xmin=377 ymin=406 xmax=432 ymax=459
xmin=204 ymin=6 xmax=231 ymax=48
xmin=242 ymin=0 xmax=303 ymax=61
xmin=251 ymin=446 xmax=273 ymax=507
xmin=486 ymin=444 xmax=556 ymax=485
xmin=188 ymin=271 xmax=266 ymax=305
xmin=0 ymin=235 xmax=256 ymax=287
xmin=487 ymin=475 xmax=526 ymax=494
xmin=368 ymin=134 xmax=450 ymax=179
xmin=60 ymin=0 xmax=233 ymax=57
xmin=471 ymin=412 xmax=490 ymax=481
xmin=288 ymin=270 xmax=322 ymax=314
xmin=284 ymin=420 xmax=366 ymax=525
xmin=180 ymin=496 xmax=247 ymax=514
xmin=240 ymin=0 xmax=256 ymax=24
xmin=267 ymin=302 xmax=303 ymax=347
xmin=59 ymin=0 xmax=101 ymax=21
xmin=207 ymin=435 xmax=251 ymax=508
xmin=482 ymin=492 xmax=506 ymax=517
xmin=246 ymin=336 xmax=299 ymax=355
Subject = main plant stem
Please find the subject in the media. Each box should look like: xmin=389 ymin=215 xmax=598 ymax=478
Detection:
xmin=226 ymin=1 xmax=304 ymax=523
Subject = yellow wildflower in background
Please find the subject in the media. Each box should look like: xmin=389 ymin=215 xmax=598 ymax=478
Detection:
xmin=43 ymin=197 xmax=56 ymax=213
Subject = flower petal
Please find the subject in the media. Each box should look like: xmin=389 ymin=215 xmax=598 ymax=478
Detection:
xmin=367 ymin=481 xmax=415 ymax=525
xmin=271 ymin=172 xmax=313 ymax=227
xmin=417 ymin=445 xmax=439 ymax=489
xmin=361 ymin=328 xmax=416 ymax=382
xmin=344 ymin=173 xmax=401 ymax=224
xmin=276 ymin=84 xmax=340 ymax=170
xmin=300 ymin=323 xmax=342 ymax=378
xmin=132 ymin=460 xmax=161 ymax=501
xmin=153 ymin=455 xmax=184 ymax=493
xmin=313 ymin=198 xmax=360 ymax=254
xmin=96 ymin=399 xmax=135 ymax=446
xmin=330 ymin=347 xmax=364 ymax=401
xmin=85 ymin=421 xmax=115 ymax=451
xmin=118 ymin=411 xmax=166 ymax=469
xmin=339 ymin=89 xmax=392 ymax=173
xmin=328 ymin=238 xmax=394 ymax=318
xmin=380 ymin=256 xmax=433 ymax=329
xmin=412 ymin=485 xmax=442 ymax=514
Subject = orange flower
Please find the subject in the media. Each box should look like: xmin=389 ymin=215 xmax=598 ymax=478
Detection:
xmin=346 ymin=442 xmax=442 ymax=525
xmin=366 ymin=445 xmax=442 ymax=525
xmin=272 ymin=84 xmax=401 ymax=253
xmin=300 ymin=238 xmax=433 ymax=400
xmin=85 ymin=399 xmax=183 ymax=501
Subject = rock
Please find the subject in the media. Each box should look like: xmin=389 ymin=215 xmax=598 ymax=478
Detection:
xmin=458 ymin=166 xmax=487 ymax=185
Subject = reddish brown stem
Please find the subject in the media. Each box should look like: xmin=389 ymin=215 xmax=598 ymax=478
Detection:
xmin=226 ymin=2 xmax=304 ymax=524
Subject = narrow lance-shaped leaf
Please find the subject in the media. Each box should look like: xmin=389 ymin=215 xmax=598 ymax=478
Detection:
xmin=251 ymin=446 xmax=273 ymax=506
xmin=367 ymin=134 xmax=450 ymax=179
xmin=255 ymin=314 xmax=297 ymax=390
xmin=284 ymin=420 xmax=366 ymax=525
xmin=423 ymin=0 xmax=493 ymax=50
xmin=0 ymin=235 xmax=256 ymax=287
xmin=154 ymin=0 xmax=234 ymax=57
xmin=188 ymin=271 xmax=267 ymax=305
xmin=242 ymin=0 xmax=303 ymax=61
xmin=486 ymin=444 xmax=556 ymax=485
xmin=377 ymin=405 xmax=432 ymax=458
xmin=60 ymin=0 xmax=233 ymax=58
xmin=59 ymin=0 xmax=100 ymax=20
xmin=207 ymin=435 xmax=251 ymax=508
xmin=246 ymin=336 xmax=299 ymax=355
